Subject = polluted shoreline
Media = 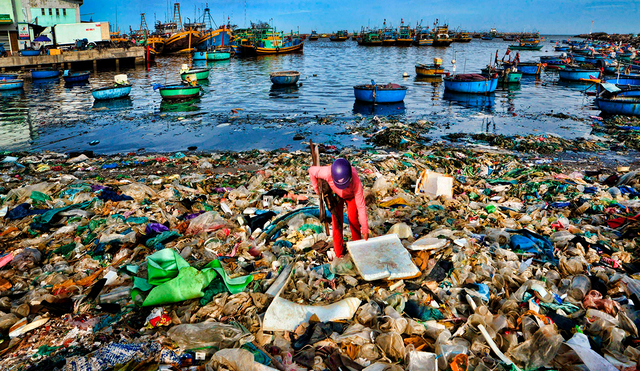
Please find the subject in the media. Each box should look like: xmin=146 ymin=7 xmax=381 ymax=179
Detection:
xmin=1 ymin=115 xmax=640 ymax=371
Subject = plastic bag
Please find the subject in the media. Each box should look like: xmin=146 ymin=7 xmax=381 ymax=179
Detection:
xmin=207 ymin=348 xmax=257 ymax=371
xmin=375 ymin=332 xmax=405 ymax=361
xmin=186 ymin=211 xmax=225 ymax=235
xmin=167 ymin=322 xmax=249 ymax=350
xmin=406 ymin=350 xmax=437 ymax=371
xmin=388 ymin=223 xmax=412 ymax=239
xmin=357 ymin=301 xmax=381 ymax=326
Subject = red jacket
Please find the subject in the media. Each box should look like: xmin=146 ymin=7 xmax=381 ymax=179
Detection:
xmin=309 ymin=165 xmax=369 ymax=234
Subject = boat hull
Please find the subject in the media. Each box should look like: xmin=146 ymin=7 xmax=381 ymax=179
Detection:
xmin=0 ymin=79 xmax=24 ymax=90
xmin=606 ymin=75 xmax=640 ymax=86
xmin=516 ymin=63 xmax=544 ymax=75
xmin=596 ymin=97 xmax=640 ymax=116
xmin=330 ymin=36 xmax=348 ymax=41
xmin=193 ymin=51 xmax=207 ymax=60
xmin=0 ymin=73 xmax=18 ymax=80
xmin=207 ymin=51 xmax=231 ymax=60
xmin=395 ymin=39 xmax=413 ymax=46
xmin=181 ymin=68 xmax=210 ymax=81
xmin=270 ymin=71 xmax=300 ymax=85
xmin=415 ymin=64 xmax=446 ymax=77
xmin=92 ymin=85 xmax=132 ymax=100
xmin=444 ymin=76 xmax=499 ymax=93
xmin=508 ymin=45 xmax=543 ymax=51
xmin=31 ymin=70 xmax=59 ymax=79
xmin=159 ymin=85 xmax=202 ymax=100
xmin=241 ymin=42 xmax=304 ymax=55
xmin=20 ymin=50 xmax=40 ymax=56
xmin=414 ymin=39 xmax=433 ymax=46
xmin=382 ymin=40 xmax=396 ymax=46
xmin=358 ymin=40 xmax=383 ymax=46
xmin=558 ymin=69 xmax=601 ymax=81
xmin=164 ymin=30 xmax=202 ymax=54
xmin=353 ymin=85 xmax=407 ymax=103
xmin=198 ymin=28 xmax=232 ymax=50
xmin=63 ymin=72 xmax=90 ymax=83
xmin=433 ymin=40 xmax=453 ymax=47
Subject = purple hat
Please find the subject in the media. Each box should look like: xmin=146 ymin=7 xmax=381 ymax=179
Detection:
xmin=332 ymin=158 xmax=352 ymax=189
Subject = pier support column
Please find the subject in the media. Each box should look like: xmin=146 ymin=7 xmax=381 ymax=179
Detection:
xmin=93 ymin=60 xmax=97 ymax=73
xmin=115 ymin=58 xmax=120 ymax=72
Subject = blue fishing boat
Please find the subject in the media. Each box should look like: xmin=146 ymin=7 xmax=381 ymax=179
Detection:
xmin=607 ymin=74 xmax=640 ymax=86
xmin=555 ymin=46 xmax=569 ymax=52
xmin=596 ymin=84 xmax=640 ymax=116
xmin=91 ymin=85 xmax=132 ymax=100
xmin=558 ymin=67 xmax=600 ymax=81
xmin=443 ymin=74 xmax=499 ymax=93
xmin=353 ymin=81 xmax=407 ymax=103
xmin=0 ymin=73 xmax=18 ymax=80
xmin=193 ymin=51 xmax=207 ymax=60
xmin=0 ymin=79 xmax=24 ymax=90
xmin=63 ymin=70 xmax=90 ymax=83
xmin=514 ymin=62 xmax=544 ymax=75
xmin=20 ymin=50 xmax=40 ymax=56
xmin=270 ymin=71 xmax=300 ymax=85
xmin=31 ymin=69 xmax=59 ymax=79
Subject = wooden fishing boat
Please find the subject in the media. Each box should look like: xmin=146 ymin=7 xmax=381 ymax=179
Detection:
xmin=433 ymin=23 xmax=452 ymax=46
xmin=443 ymin=74 xmax=499 ymax=93
xmin=454 ymin=31 xmax=472 ymax=43
xmin=353 ymin=82 xmax=407 ymax=103
xmin=31 ymin=69 xmax=59 ymax=79
xmin=358 ymin=30 xmax=383 ymax=46
xmin=380 ymin=23 xmax=396 ymax=46
xmin=241 ymin=41 xmax=304 ymax=55
xmin=413 ymin=26 xmax=433 ymax=46
xmin=63 ymin=71 xmax=90 ymax=83
xmin=481 ymin=35 xmax=493 ymax=40
xmin=240 ymin=27 xmax=305 ymax=55
xmin=0 ymin=79 xmax=24 ymax=90
xmin=92 ymin=85 xmax=132 ymax=100
xmin=0 ymin=73 xmax=18 ymax=80
xmin=180 ymin=68 xmax=210 ymax=81
xmin=157 ymin=84 xmax=202 ymax=100
xmin=558 ymin=67 xmax=601 ymax=81
xmin=270 ymin=71 xmax=300 ymax=85
xmin=514 ymin=62 xmax=544 ymax=75
xmin=308 ymin=30 xmax=319 ymax=40
xmin=199 ymin=26 xmax=232 ymax=50
xmin=396 ymin=20 xmax=414 ymax=46
xmin=207 ymin=50 xmax=231 ymax=60
xmin=330 ymin=30 xmax=349 ymax=41
xmin=508 ymin=43 xmax=543 ymax=51
xmin=164 ymin=29 xmax=202 ymax=54
xmin=147 ymin=36 xmax=165 ymax=54
xmin=415 ymin=58 xmax=448 ymax=77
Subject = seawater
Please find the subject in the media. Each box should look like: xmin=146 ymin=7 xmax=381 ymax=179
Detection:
xmin=0 ymin=36 xmax=600 ymax=154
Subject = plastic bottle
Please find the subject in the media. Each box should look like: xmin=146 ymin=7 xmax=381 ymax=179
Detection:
xmin=569 ymin=274 xmax=591 ymax=301
xmin=98 ymin=286 xmax=132 ymax=304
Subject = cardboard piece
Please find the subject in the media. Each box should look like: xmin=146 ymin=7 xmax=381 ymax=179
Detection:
xmin=415 ymin=170 xmax=453 ymax=198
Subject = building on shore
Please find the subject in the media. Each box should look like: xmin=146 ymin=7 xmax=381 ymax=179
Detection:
xmin=0 ymin=0 xmax=83 ymax=54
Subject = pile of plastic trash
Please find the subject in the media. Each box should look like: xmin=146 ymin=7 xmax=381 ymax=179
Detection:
xmin=0 ymin=145 xmax=639 ymax=371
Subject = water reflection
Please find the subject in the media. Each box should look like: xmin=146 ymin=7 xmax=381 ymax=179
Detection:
xmin=443 ymin=91 xmax=496 ymax=111
xmin=269 ymin=84 xmax=300 ymax=98
xmin=93 ymin=97 xmax=133 ymax=110
xmin=0 ymin=89 xmax=24 ymax=98
xmin=353 ymin=101 xmax=406 ymax=116
xmin=159 ymin=98 xmax=201 ymax=112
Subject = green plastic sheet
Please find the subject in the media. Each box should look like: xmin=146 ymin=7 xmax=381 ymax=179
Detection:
xmin=142 ymin=267 xmax=218 ymax=307
xmin=205 ymin=259 xmax=254 ymax=294
xmin=146 ymin=249 xmax=190 ymax=285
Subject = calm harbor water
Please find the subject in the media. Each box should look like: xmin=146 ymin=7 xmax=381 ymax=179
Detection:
xmin=0 ymin=36 xmax=601 ymax=154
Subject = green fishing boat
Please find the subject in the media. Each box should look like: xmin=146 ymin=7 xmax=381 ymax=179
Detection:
xmin=180 ymin=68 xmax=210 ymax=81
xmin=158 ymin=84 xmax=203 ymax=100
xmin=508 ymin=43 xmax=543 ymax=51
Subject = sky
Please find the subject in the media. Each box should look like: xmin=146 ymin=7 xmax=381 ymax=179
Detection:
xmin=80 ymin=0 xmax=640 ymax=35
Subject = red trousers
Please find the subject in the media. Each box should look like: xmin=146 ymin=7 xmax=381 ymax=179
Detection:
xmin=332 ymin=197 xmax=362 ymax=257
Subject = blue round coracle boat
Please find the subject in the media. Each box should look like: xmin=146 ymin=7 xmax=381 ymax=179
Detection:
xmin=515 ymin=62 xmax=544 ymax=75
xmin=443 ymin=74 xmax=498 ymax=94
xmin=20 ymin=50 xmax=40 ymax=56
xmin=0 ymin=79 xmax=24 ymax=90
xmin=558 ymin=67 xmax=600 ymax=81
xmin=31 ymin=69 xmax=59 ymax=79
xmin=353 ymin=81 xmax=408 ymax=103
xmin=63 ymin=70 xmax=91 ymax=83
xmin=0 ymin=73 xmax=18 ymax=80
xmin=91 ymin=85 xmax=132 ymax=100
xmin=193 ymin=51 xmax=207 ymax=60
xmin=596 ymin=96 xmax=640 ymax=116
xmin=270 ymin=71 xmax=300 ymax=85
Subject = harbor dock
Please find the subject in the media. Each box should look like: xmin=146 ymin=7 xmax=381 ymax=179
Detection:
xmin=0 ymin=46 xmax=146 ymax=72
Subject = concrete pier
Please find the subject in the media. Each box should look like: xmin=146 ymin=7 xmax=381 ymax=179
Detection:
xmin=0 ymin=47 xmax=146 ymax=71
